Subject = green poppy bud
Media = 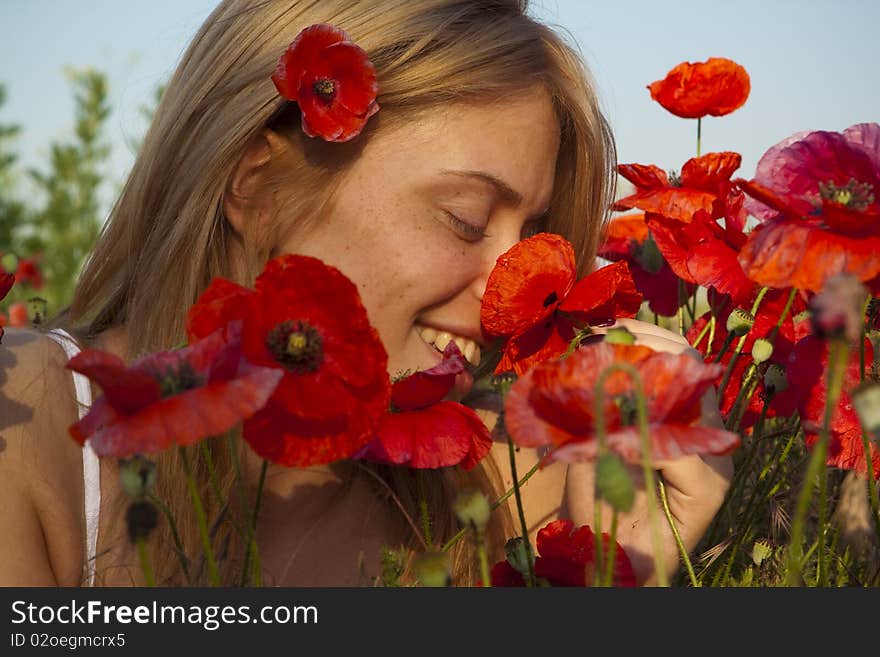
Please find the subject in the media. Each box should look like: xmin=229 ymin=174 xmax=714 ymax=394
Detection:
xmin=726 ymin=308 xmax=755 ymax=336
xmin=119 ymin=456 xmax=157 ymax=500
xmin=751 ymin=338 xmax=773 ymax=364
xmin=414 ymin=551 xmax=451 ymax=587
xmin=603 ymin=326 xmax=636 ymax=345
xmin=763 ymin=364 xmax=788 ymax=395
xmin=852 ymin=382 xmax=880 ymax=440
xmin=634 ymin=233 xmax=664 ymax=275
xmin=596 ymin=452 xmax=635 ymax=513
xmin=453 ymin=489 xmax=491 ymax=532
xmin=504 ymin=537 xmax=533 ymax=577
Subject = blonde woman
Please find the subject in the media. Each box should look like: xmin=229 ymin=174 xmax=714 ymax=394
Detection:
xmin=0 ymin=0 xmax=730 ymax=587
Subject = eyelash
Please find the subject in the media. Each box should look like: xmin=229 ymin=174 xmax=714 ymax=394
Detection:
xmin=444 ymin=211 xmax=489 ymax=241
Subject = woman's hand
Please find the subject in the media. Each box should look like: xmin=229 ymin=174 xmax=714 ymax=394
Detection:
xmin=562 ymin=318 xmax=733 ymax=585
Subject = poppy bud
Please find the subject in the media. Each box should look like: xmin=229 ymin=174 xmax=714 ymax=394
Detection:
xmin=414 ymin=551 xmax=451 ymax=587
xmin=126 ymin=500 xmax=159 ymax=544
xmin=763 ymin=364 xmax=788 ymax=395
xmin=27 ymin=297 xmax=47 ymax=326
xmin=119 ymin=456 xmax=157 ymax=500
xmin=503 ymin=537 xmax=533 ymax=577
xmin=751 ymin=338 xmax=774 ymax=364
xmin=634 ymin=233 xmax=663 ymax=275
xmin=809 ymin=273 xmax=867 ymax=343
xmin=596 ymin=452 xmax=635 ymax=513
xmin=726 ymin=309 xmax=754 ymax=336
xmin=852 ymin=382 xmax=880 ymax=441
xmin=751 ymin=539 xmax=773 ymax=566
xmin=453 ymin=489 xmax=491 ymax=532
xmin=603 ymin=326 xmax=636 ymax=346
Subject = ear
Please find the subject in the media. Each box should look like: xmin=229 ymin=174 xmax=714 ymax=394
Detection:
xmin=223 ymin=129 xmax=290 ymax=236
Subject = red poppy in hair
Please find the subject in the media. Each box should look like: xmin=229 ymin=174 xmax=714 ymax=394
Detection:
xmin=648 ymin=57 xmax=750 ymax=119
xmin=481 ymin=232 xmax=642 ymax=376
xmin=187 ymin=254 xmax=391 ymax=466
xmin=272 ymin=23 xmax=379 ymax=142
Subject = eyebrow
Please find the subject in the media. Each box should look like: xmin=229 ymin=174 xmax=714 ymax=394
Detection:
xmin=438 ymin=169 xmax=523 ymax=207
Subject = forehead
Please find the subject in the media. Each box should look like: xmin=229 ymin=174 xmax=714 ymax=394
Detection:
xmin=356 ymin=87 xmax=560 ymax=209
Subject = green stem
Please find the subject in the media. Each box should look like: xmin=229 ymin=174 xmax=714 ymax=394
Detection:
xmin=147 ymin=493 xmax=191 ymax=583
xmin=442 ymin=461 xmax=541 ymax=553
xmin=477 ymin=529 xmax=491 ymax=587
xmin=417 ymin=470 xmax=433 ymax=547
xmin=179 ymin=446 xmax=220 ymax=586
xmin=717 ymin=288 xmax=770 ymax=398
xmin=696 ymin=117 xmax=702 ymax=157
xmin=200 ymin=442 xmax=245 ymax=542
xmin=603 ymin=510 xmax=619 ymax=587
xmin=724 ymin=362 xmax=760 ymax=432
xmin=136 ymin=537 xmax=156 ymax=587
xmin=690 ymin=316 xmax=713 ymax=353
xmin=505 ymin=421 xmax=536 ymax=586
xmin=857 ymin=297 xmax=880 ymax=543
xmin=596 ymin=363 xmax=666 ymax=585
xmin=786 ymin=340 xmax=848 ymax=585
xmin=706 ymin=314 xmax=717 ymax=359
xmin=247 ymin=460 xmax=268 ymax=587
xmin=659 ymin=477 xmax=698 ymax=587
xmin=711 ymin=331 xmax=736 ymax=364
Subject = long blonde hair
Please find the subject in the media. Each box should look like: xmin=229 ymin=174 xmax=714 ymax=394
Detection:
xmin=64 ymin=0 xmax=616 ymax=585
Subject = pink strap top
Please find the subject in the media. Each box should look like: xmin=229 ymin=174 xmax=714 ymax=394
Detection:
xmin=46 ymin=328 xmax=100 ymax=587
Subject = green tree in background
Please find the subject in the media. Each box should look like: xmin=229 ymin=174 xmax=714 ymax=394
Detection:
xmin=20 ymin=68 xmax=111 ymax=312
xmin=0 ymin=85 xmax=28 ymax=257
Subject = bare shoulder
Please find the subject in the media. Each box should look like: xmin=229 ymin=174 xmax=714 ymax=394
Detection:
xmin=0 ymin=328 xmax=87 ymax=585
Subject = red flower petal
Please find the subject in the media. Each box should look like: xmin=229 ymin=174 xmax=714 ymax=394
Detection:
xmin=0 ymin=272 xmax=14 ymax=300
xmin=680 ymin=152 xmax=742 ymax=191
xmin=271 ymin=24 xmax=348 ymax=99
xmin=67 ymin=350 xmax=161 ymax=415
xmin=738 ymin=220 xmax=880 ymax=292
xmin=355 ymin=401 xmax=491 ymax=470
xmin=481 ymin=233 xmax=575 ymax=338
xmin=648 ymin=57 xmax=750 ymax=119
xmin=391 ymin=341 xmax=466 ymax=410
xmin=560 ymin=261 xmax=642 ymax=324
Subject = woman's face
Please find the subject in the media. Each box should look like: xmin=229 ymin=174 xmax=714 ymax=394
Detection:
xmin=275 ymin=86 xmax=560 ymax=380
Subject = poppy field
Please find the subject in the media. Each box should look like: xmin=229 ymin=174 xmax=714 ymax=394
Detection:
xmin=2 ymin=55 xmax=879 ymax=588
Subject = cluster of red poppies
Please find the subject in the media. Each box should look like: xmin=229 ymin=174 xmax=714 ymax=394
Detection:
xmin=0 ymin=254 xmax=42 ymax=337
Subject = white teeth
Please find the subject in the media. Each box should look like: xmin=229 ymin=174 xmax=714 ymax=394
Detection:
xmin=434 ymin=331 xmax=454 ymax=351
xmin=417 ymin=326 xmax=482 ymax=366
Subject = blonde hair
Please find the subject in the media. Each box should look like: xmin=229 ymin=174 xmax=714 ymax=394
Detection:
xmin=63 ymin=0 xmax=616 ymax=585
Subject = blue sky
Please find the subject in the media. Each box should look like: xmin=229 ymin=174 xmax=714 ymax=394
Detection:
xmin=2 ymin=0 xmax=878 ymax=212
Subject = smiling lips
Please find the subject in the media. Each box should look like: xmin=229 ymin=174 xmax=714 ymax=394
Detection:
xmin=417 ymin=326 xmax=482 ymax=366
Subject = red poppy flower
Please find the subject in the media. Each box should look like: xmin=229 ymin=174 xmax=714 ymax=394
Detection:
xmin=614 ymin=152 xmax=747 ymax=225
xmin=67 ymin=325 xmax=283 ymax=458
xmin=0 ymin=271 xmax=13 ymax=301
xmin=272 ymin=23 xmax=379 ymax=142
xmin=782 ymin=335 xmax=880 ymax=477
xmin=187 ymin=254 xmax=391 ymax=467
xmin=598 ymin=213 xmax=694 ymax=317
xmin=736 ymin=123 xmax=880 ymax=292
xmin=504 ymin=342 xmax=739 ymax=464
xmin=490 ymin=520 xmax=636 ymax=587
xmin=647 ymin=209 xmax=753 ymax=305
xmin=7 ymin=302 xmax=27 ymax=327
xmin=648 ymin=57 xmax=750 ymax=119
xmin=356 ymin=343 xmax=491 ymax=470
xmin=14 ymin=256 xmax=42 ymax=289
xmin=481 ymin=233 xmax=642 ymax=376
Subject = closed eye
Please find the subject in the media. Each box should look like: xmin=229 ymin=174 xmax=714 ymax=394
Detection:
xmin=444 ymin=211 xmax=489 ymax=242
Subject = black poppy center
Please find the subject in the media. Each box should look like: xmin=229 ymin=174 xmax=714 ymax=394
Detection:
xmin=151 ymin=362 xmax=205 ymax=398
xmin=667 ymin=169 xmax=682 ymax=188
xmin=312 ymin=79 xmax=337 ymax=102
xmin=818 ymin=178 xmax=874 ymax=211
xmin=266 ymin=320 xmax=324 ymax=374
xmin=614 ymin=393 xmax=639 ymax=427
xmin=543 ymin=291 xmax=559 ymax=308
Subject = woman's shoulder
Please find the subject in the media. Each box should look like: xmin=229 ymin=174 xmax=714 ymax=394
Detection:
xmin=0 ymin=327 xmax=88 ymax=585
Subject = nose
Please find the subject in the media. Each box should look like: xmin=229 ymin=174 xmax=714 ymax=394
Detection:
xmin=470 ymin=222 xmax=524 ymax=302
